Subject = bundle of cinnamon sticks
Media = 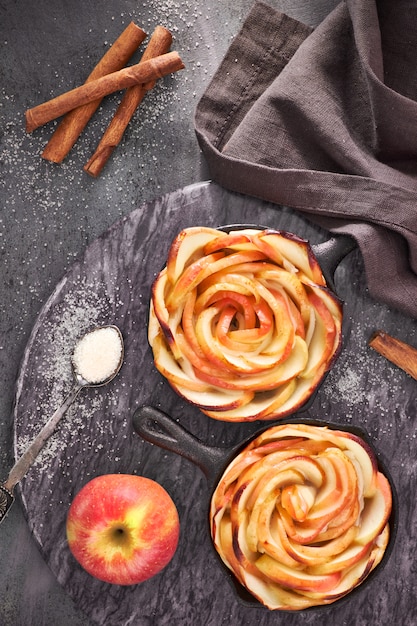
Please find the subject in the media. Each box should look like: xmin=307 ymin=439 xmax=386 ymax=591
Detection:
xmin=25 ymin=22 xmax=184 ymax=177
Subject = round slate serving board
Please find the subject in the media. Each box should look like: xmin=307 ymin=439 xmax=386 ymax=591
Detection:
xmin=12 ymin=181 xmax=399 ymax=626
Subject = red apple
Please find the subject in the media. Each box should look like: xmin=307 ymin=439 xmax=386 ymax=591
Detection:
xmin=66 ymin=474 xmax=180 ymax=585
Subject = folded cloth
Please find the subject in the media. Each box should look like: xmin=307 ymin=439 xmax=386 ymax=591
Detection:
xmin=195 ymin=0 xmax=417 ymax=318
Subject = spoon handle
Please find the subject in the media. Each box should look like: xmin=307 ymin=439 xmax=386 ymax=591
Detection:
xmin=3 ymin=382 xmax=82 ymax=493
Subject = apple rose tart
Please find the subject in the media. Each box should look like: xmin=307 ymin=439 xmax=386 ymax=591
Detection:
xmin=210 ymin=423 xmax=392 ymax=610
xmin=148 ymin=226 xmax=343 ymax=421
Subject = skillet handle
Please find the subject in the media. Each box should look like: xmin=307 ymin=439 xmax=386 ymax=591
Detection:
xmin=312 ymin=234 xmax=356 ymax=292
xmin=132 ymin=405 xmax=227 ymax=483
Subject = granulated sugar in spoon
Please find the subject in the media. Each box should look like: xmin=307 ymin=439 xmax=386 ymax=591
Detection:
xmin=0 ymin=325 xmax=124 ymax=523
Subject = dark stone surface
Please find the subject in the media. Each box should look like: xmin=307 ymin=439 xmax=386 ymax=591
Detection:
xmin=2 ymin=1 xmax=416 ymax=625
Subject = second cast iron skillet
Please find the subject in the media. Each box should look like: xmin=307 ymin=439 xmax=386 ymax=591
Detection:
xmin=132 ymin=405 xmax=398 ymax=613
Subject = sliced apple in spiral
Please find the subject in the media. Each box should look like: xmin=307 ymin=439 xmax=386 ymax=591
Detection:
xmin=149 ymin=226 xmax=343 ymax=422
xmin=209 ymin=424 xmax=393 ymax=610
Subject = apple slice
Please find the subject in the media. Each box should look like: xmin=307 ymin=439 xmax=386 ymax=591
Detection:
xmin=211 ymin=451 xmax=265 ymax=507
xmin=203 ymin=230 xmax=254 ymax=254
xmin=195 ymin=277 xmax=261 ymax=316
xmin=204 ymin=370 xmax=320 ymax=421
xmin=300 ymin=290 xmax=339 ymax=379
xmin=354 ymin=472 xmax=392 ymax=545
xmin=239 ymin=570 xmax=321 ymax=610
xmin=172 ymin=381 xmax=254 ymax=411
xmin=255 ymin=554 xmax=342 ymax=593
xmin=216 ymin=305 xmax=274 ymax=355
xmin=166 ymin=226 xmax=221 ymax=284
xmin=246 ymin=474 xmax=305 ymax=564
xmin=253 ymin=230 xmax=326 ymax=285
xmin=306 ymin=282 xmax=343 ymax=324
xmin=250 ymin=230 xmax=285 ymax=265
xmin=253 ymin=264 xmax=313 ymax=326
xmin=180 ymin=288 xmax=210 ymax=362
xmin=197 ymin=267 xmax=262 ymax=301
xmin=280 ymin=483 xmax=317 ymax=523
xmin=307 ymin=540 xmax=373 ymax=575
xmin=214 ymin=516 xmax=239 ymax=573
xmin=202 ymin=380 xmax=297 ymax=422
xmin=280 ymin=525 xmax=359 ymax=568
xmin=194 ymin=335 xmax=309 ymax=392
xmin=150 ymin=269 xmax=170 ymax=335
xmin=250 ymin=369 xmax=325 ymax=420
xmin=330 ymin=430 xmax=379 ymax=497
xmin=166 ymin=250 xmax=225 ymax=311
xmin=148 ymin=300 xmax=161 ymax=346
xmin=195 ymin=300 xmax=294 ymax=375
xmin=303 ymin=534 xmax=388 ymax=601
xmin=307 ymin=449 xmax=359 ymax=524
xmin=174 ymin=329 xmax=233 ymax=380
xmin=151 ymin=333 xmax=212 ymax=392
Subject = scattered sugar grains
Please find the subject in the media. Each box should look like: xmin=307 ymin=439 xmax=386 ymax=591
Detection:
xmin=15 ymin=278 xmax=124 ymax=475
xmin=322 ymin=327 xmax=405 ymax=434
xmin=328 ymin=366 xmax=368 ymax=406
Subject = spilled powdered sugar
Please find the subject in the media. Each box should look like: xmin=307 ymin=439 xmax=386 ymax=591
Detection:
xmin=320 ymin=317 xmax=414 ymax=457
xmin=327 ymin=366 xmax=369 ymax=407
xmin=13 ymin=277 xmax=126 ymax=478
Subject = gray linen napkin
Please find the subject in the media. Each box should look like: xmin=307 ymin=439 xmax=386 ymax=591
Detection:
xmin=195 ymin=0 xmax=417 ymax=318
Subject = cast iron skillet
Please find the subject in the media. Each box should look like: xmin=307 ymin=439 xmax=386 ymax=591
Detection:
xmin=132 ymin=405 xmax=398 ymax=613
xmin=160 ymin=225 xmax=356 ymax=416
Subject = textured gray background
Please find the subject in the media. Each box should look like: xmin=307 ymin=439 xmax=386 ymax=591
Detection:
xmin=2 ymin=1 xmax=416 ymax=625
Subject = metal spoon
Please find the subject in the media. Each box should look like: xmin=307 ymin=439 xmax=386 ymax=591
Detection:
xmin=0 ymin=325 xmax=124 ymax=523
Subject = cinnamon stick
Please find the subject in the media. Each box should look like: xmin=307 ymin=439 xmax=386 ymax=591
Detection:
xmin=25 ymin=51 xmax=185 ymax=133
xmin=84 ymin=25 xmax=173 ymax=177
xmin=41 ymin=22 xmax=146 ymax=163
xmin=369 ymin=330 xmax=417 ymax=380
